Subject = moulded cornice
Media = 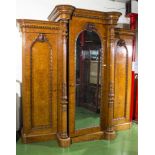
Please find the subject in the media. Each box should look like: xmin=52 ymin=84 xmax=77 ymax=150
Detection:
xmin=16 ymin=19 xmax=62 ymax=32
xmin=48 ymin=5 xmax=75 ymax=22
xmin=114 ymin=28 xmax=135 ymax=37
xmin=48 ymin=5 xmax=122 ymax=25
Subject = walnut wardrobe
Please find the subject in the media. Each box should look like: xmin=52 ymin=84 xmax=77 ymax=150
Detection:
xmin=17 ymin=5 xmax=135 ymax=147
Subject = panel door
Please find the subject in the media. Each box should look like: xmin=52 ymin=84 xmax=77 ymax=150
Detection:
xmin=23 ymin=33 xmax=57 ymax=135
xmin=68 ymin=17 xmax=107 ymax=137
xmin=113 ymin=38 xmax=132 ymax=126
xmin=19 ymin=20 xmax=65 ymax=142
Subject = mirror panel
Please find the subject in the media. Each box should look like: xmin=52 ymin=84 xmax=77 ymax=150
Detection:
xmin=75 ymin=30 xmax=102 ymax=130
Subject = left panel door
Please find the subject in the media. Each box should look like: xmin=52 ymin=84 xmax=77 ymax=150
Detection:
xmin=17 ymin=20 xmax=64 ymax=143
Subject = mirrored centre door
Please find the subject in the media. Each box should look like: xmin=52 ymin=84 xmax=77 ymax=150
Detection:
xmin=69 ymin=20 xmax=106 ymax=138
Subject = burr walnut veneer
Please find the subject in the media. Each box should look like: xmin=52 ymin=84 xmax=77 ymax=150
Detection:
xmin=17 ymin=5 xmax=135 ymax=147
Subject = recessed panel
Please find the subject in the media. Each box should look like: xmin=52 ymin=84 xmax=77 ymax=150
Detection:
xmin=114 ymin=46 xmax=127 ymax=119
xmin=31 ymin=42 xmax=52 ymax=128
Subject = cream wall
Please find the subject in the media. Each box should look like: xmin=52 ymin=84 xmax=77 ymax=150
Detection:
xmin=16 ymin=0 xmax=130 ymax=23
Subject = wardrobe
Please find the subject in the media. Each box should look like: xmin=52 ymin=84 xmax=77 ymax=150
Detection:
xmin=17 ymin=5 xmax=135 ymax=147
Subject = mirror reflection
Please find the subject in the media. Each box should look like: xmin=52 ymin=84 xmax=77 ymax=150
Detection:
xmin=75 ymin=30 xmax=102 ymax=130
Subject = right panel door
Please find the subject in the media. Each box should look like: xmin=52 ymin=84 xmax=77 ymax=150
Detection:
xmin=113 ymin=35 xmax=133 ymax=129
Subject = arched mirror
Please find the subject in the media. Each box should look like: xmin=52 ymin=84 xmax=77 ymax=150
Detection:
xmin=75 ymin=30 xmax=102 ymax=130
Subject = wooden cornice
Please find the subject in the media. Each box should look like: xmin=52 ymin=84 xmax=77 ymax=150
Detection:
xmin=48 ymin=5 xmax=122 ymax=25
xmin=114 ymin=28 xmax=135 ymax=38
xmin=16 ymin=19 xmax=62 ymax=32
xmin=48 ymin=5 xmax=75 ymax=22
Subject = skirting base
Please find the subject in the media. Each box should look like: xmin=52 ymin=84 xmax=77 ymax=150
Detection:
xmin=113 ymin=122 xmax=132 ymax=131
xmin=71 ymin=131 xmax=104 ymax=143
xmin=21 ymin=129 xmax=56 ymax=143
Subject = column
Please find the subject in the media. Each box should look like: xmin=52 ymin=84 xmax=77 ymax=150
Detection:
xmin=104 ymin=26 xmax=116 ymax=140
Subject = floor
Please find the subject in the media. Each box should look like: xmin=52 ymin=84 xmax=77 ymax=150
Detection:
xmin=16 ymin=123 xmax=138 ymax=155
xmin=75 ymin=106 xmax=100 ymax=129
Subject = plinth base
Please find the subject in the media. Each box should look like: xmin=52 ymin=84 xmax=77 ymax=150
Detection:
xmin=104 ymin=130 xmax=116 ymax=140
xmin=57 ymin=134 xmax=71 ymax=147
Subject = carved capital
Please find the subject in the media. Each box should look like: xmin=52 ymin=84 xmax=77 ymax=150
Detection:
xmin=107 ymin=27 xmax=115 ymax=42
xmin=60 ymin=22 xmax=68 ymax=38
xmin=61 ymin=28 xmax=68 ymax=40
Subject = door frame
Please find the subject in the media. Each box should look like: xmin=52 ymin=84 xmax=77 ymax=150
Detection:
xmin=68 ymin=18 xmax=107 ymax=138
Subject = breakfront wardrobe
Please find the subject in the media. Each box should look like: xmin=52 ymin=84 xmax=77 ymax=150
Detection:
xmin=17 ymin=5 xmax=134 ymax=147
